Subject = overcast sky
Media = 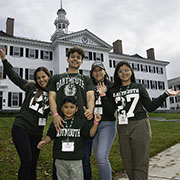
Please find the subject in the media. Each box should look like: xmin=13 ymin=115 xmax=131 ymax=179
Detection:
xmin=0 ymin=0 xmax=180 ymax=80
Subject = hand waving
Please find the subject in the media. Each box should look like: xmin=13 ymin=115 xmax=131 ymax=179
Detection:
xmin=97 ymin=82 xmax=107 ymax=95
xmin=0 ymin=45 xmax=6 ymax=61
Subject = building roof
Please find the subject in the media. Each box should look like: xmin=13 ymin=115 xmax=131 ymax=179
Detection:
xmin=168 ymin=77 xmax=180 ymax=85
xmin=0 ymin=30 xmax=12 ymax=37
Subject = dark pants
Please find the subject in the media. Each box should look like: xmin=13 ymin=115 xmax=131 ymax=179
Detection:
xmin=52 ymin=159 xmax=58 ymax=180
xmin=12 ymin=125 xmax=42 ymax=180
xmin=82 ymin=137 xmax=93 ymax=180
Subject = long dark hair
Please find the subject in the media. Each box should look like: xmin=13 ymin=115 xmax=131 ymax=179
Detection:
xmin=34 ymin=67 xmax=51 ymax=88
xmin=113 ymin=61 xmax=136 ymax=88
xmin=32 ymin=67 xmax=51 ymax=103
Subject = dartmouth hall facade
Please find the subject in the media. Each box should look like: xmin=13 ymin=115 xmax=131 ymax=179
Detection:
xmin=0 ymin=5 xmax=170 ymax=112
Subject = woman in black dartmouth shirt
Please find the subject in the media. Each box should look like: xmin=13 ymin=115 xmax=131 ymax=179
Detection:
xmin=0 ymin=46 xmax=51 ymax=180
xmin=99 ymin=61 xmax=180 ymax=180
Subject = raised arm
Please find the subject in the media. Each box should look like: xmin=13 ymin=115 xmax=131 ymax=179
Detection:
xmin=0 ymin=45 xmax=28 ymax=90
xmin=49 ymin=91 xmax=65 ymax=132
xmin=141 ymin=86 xmax=180 ymax=112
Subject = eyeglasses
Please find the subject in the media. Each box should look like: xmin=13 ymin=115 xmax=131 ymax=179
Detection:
xmin=118 ymin=68 xmax=130 ymax=73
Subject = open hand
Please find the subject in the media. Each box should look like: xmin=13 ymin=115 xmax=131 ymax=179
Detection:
xmin=0 ymin=45 xmax=6 ymax=61
xmin=97 ymin=82 xmax=107 ymax=95
xmin=166 ymin=89 xmax=180 ymax=96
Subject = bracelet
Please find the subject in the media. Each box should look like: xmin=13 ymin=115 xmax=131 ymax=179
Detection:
xmin=100 ymin=93 xmax=106 ymax=97
xmin=53 ymin=113 xmax=58 ymax=118
xmin=165 ymin=90 xmax=170 ymax=96
xmin=94 ymin=120 xmax=99 ymax=125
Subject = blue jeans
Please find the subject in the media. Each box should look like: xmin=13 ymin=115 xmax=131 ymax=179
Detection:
xmin=82 ymin=137 xmax=93 ymax=180
xmin=92 ymin=121 xmax=116 ymax=180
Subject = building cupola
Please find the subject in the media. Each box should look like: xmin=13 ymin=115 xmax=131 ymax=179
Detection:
xmin=51 ymin=0 xmax=69 ymax=41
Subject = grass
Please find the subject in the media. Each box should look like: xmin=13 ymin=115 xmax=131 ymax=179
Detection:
xmin=0 ymin=113 xmax=180 ymax=180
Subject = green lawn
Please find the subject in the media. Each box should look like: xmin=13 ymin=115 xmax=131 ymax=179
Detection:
xmin=0 ymin=113 xmax=180 ymax=180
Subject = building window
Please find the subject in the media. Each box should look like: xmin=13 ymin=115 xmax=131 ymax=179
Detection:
xmin=170 ymin=97 xmax=174 ymax=104
xmin=109 ymin=60 xmax=112 ymax=68
xmin=132 ymin=63 xmax=140 ymax=71
xmin=142 ymin=79 xmax=149 ymax=89
xmin=0 ymin=66 xmax=6 ymax=79
xmin=84 ymin=51 xmax=89 ymax=60
xmin=0 ymin=66 xmax=2 ymax=80
xmin=156 ymin=67 xmax=163 ymax=74
xmin=89 ymin=52 xmax=92 ymax=60
xmin=26 ymin=48 xmax=38 ymax=59
xmin=113 ymin=60 xmax=116 ymax=68
xmin=10 ymin=46 xmax=23 ymax=57
xmin=136 ymin=79 xmax=141 ymax=84
xmin=14 ymin=68 xmax=23 ymax=78
xmin=96 ymin=53 xmax=101 ymax=61
xmin=25 ymin=69 xmax=35 ymax=80
xmin=160 ymin=100 xmax=167 ymax=108
xmin=175 ymin=97 xmax=178 ymax=103
xmin=158 ymin=81 xmax=165 ymax=90
xmin=149 ymin=66 xmax=156 ymax=73
xmin=8 ymin=92 xmax=22 ymax=107
xmin=40 ymin=50 xmax=53 ymax=60
xmin=174 ymin=85 xmax=180 ymax=91
xmin=140 ymin=64 xmax=148 ymax=72
xmin=150 ymin=80 xmax=157 ymax=89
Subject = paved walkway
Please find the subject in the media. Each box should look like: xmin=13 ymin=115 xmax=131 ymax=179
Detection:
xmin=117 ymin=143 xmax=180 ymax=180
xmin=114 ymin=118 xmax=180 ymax=180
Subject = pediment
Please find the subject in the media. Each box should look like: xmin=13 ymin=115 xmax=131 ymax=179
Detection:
xmin=56 ymin=29 xmax=112 ymax=50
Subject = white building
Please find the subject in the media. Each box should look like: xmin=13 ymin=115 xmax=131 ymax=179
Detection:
xmin=168 ymin=77 xmax=180 ymax=110
xmin=0 ymin=5 xmax=170 ymax=112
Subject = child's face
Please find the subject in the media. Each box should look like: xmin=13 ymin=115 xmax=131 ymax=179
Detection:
xmin=61 ymin=102 xmax=78 ymax=119
xmin=67 ymin=52 xmax=83 ymax=69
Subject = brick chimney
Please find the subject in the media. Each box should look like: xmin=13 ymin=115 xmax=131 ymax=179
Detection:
xmin=146 ymin=48 xmax=155 ymax=60
xmin=113 ymin=40 xmax=123 ymax=54
xmin=6 ymin=17 xmax=14 ymax=36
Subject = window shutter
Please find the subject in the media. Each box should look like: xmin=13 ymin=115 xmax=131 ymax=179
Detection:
xmin=35 ymin=49 xmax=39 ymax=59
xmin=8 ymin=92 xmax=12 ymax=107
xmin=93 ymin=52 xmax=96 ymax=61
xmin=10 ymin=46 xmax=13 ymax=56
xmin=89 ymin=52 xmax=92 ymax=60
xmin=3 ymin=69 xmax=6 ymax=79
xmin=20 ymin=48 xmax=23 ymax=57
xmin=101 ymin=53 xmax=104 ymax=62
xmin=20 ymin=68 xmax=23 ymax=78
xmin=26 ymin=48 xmax=29 ymax=58
xmin=40 ymin=50 xmax=44 ymax=59
xmin=5 ymin=45 xmax=8 ymax=55
xmin=50 ymin=51 xmax=53 ymax=60
xmin=66 ymin=48 xmax=69 ymax=57
xmin=25 ymin=69 xmax=28 ymax=79
xmin=19 ymin=93 xmax=22 ymax=106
